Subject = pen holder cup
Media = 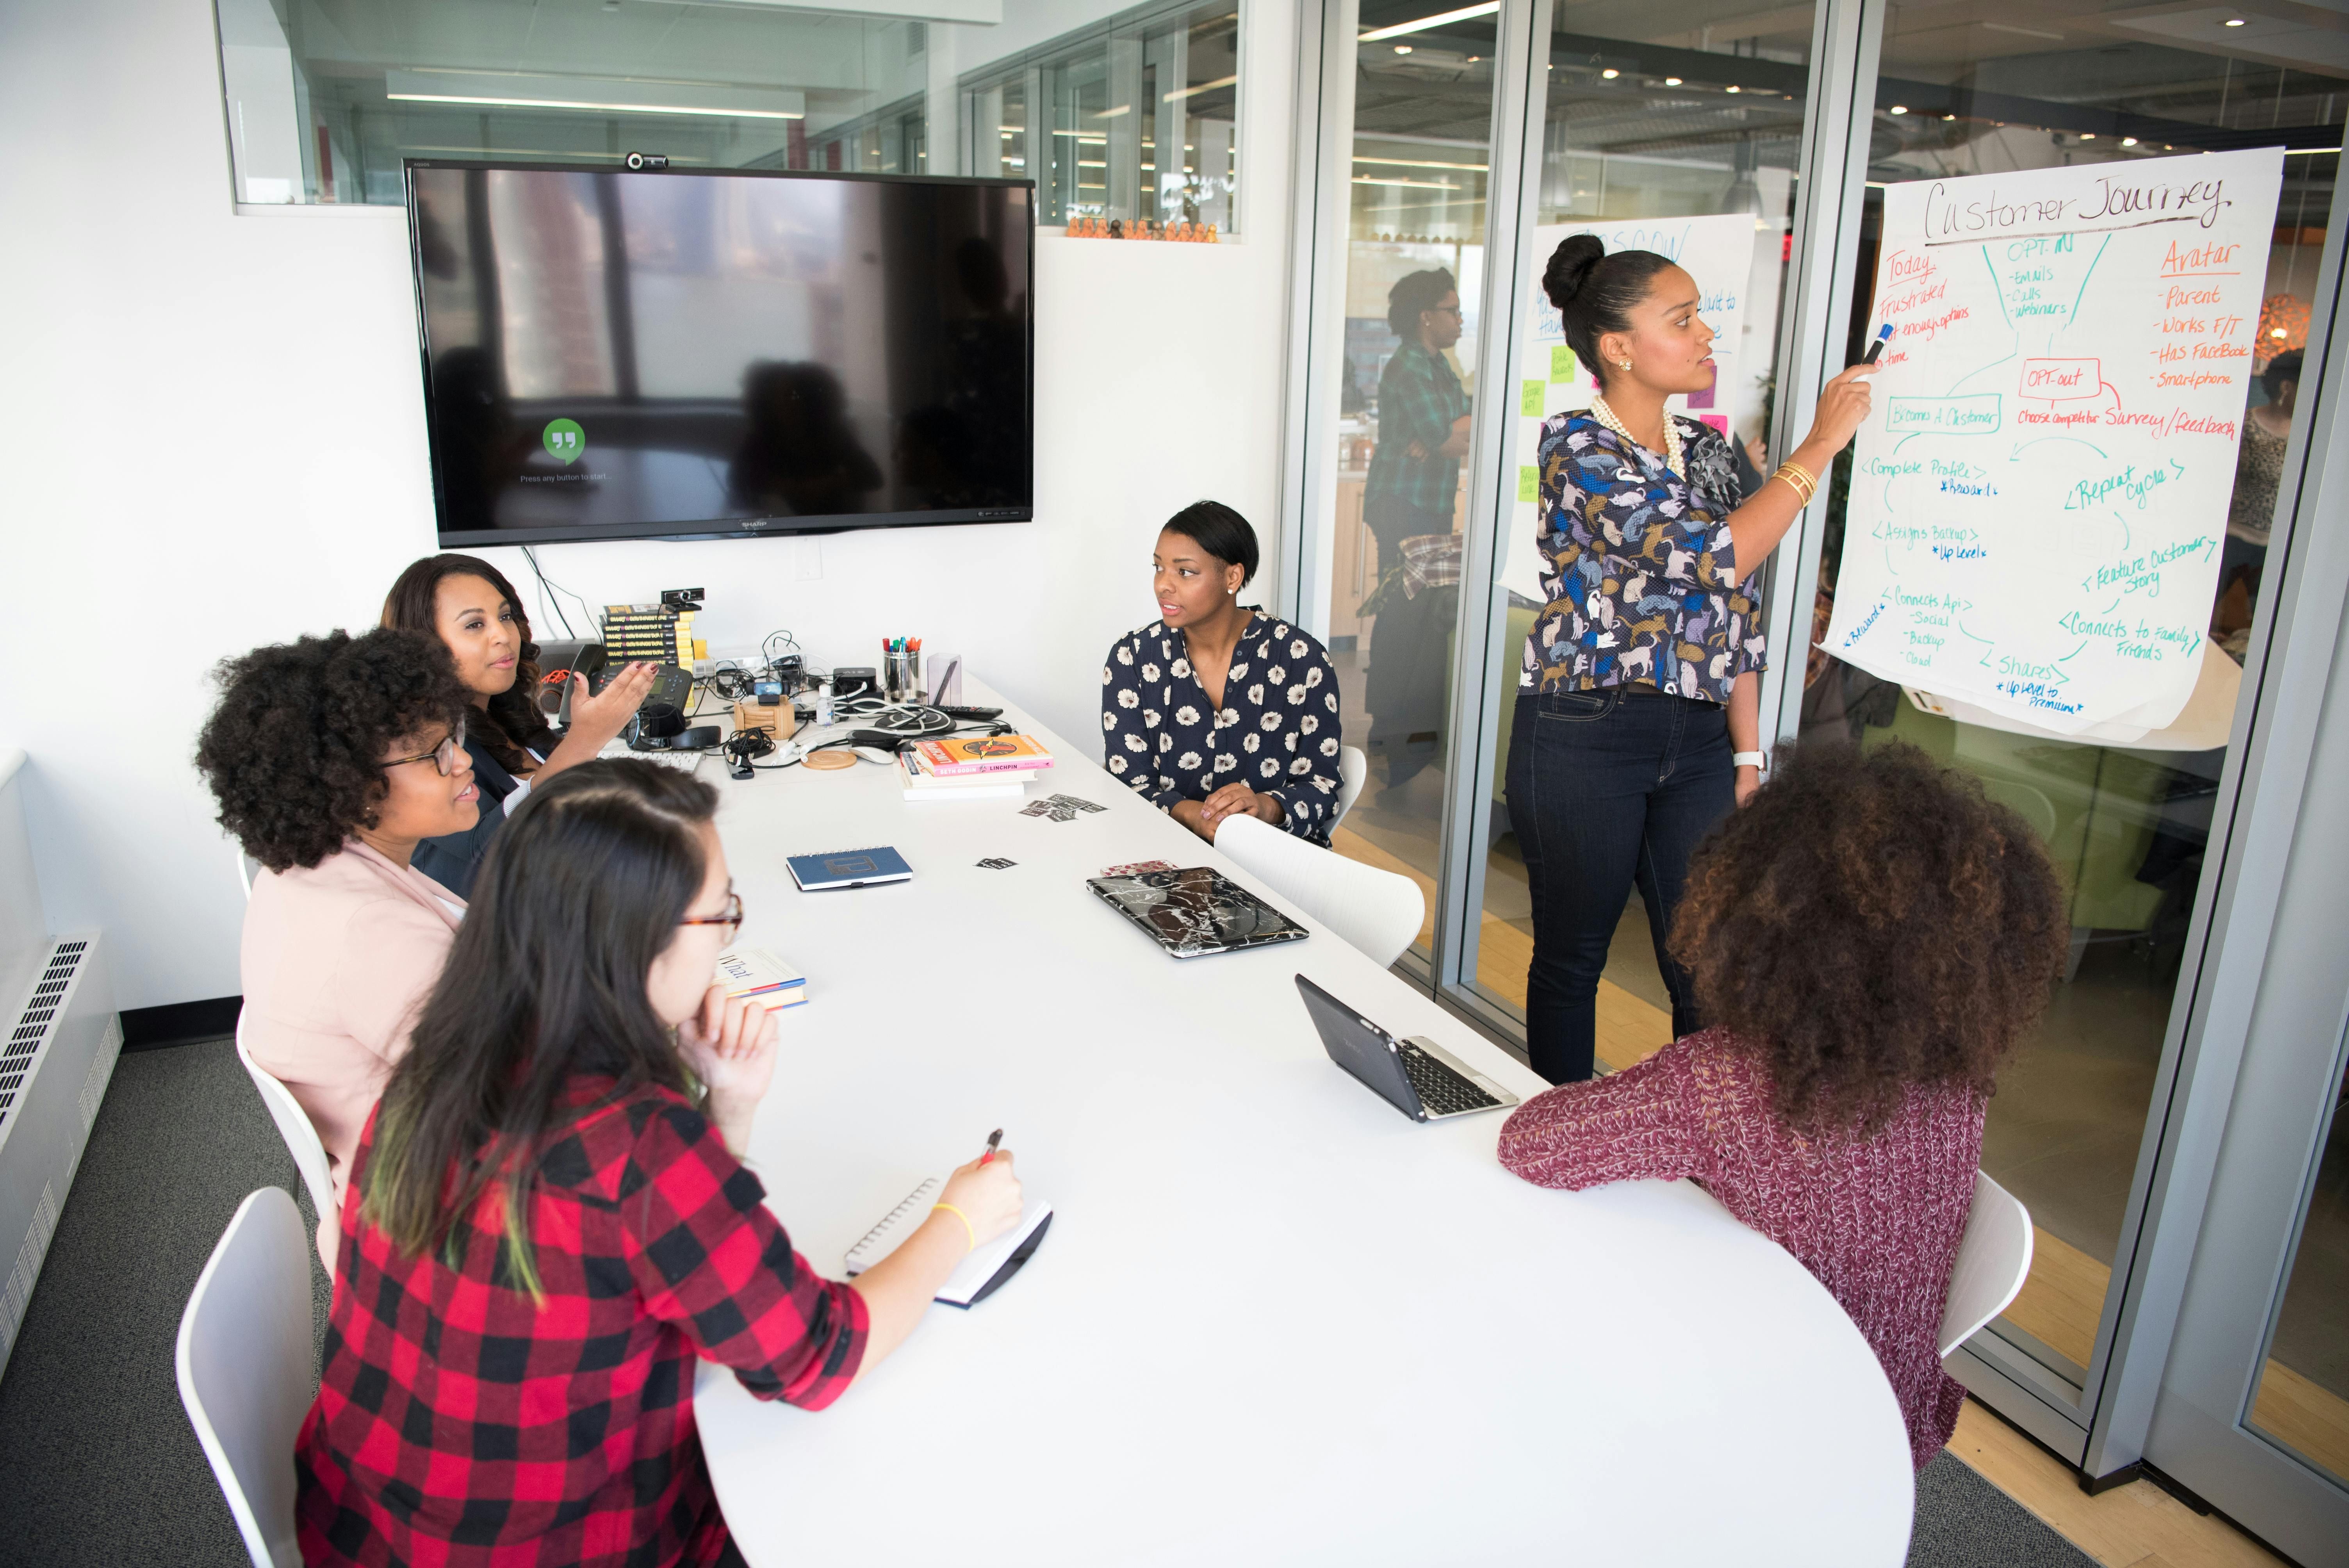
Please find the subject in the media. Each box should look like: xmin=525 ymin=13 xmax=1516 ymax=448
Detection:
xmin=885 ymin=649 xmax=923 ymax=705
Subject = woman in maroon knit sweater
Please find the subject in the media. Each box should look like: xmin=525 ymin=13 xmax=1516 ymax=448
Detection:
xmin=1497 ymin=741 xmax=2067 ymax=1468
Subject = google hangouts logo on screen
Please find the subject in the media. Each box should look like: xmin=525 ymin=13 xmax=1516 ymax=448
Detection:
xmin=542 ymin=418 xmax=585 ymax=464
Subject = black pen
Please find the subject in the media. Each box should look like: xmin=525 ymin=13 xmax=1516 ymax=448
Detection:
xmin=978 ymin=1128 xmax=1003 ymax=1166
xmin=1862 ymin=323 xmax=1894 ymax=364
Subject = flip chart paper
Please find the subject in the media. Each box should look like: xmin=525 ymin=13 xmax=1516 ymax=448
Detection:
xmin=1823 ymin=149 xmax=2283 ymax=733
xmin=1502 ymin=216 xmax=1759 ymax=602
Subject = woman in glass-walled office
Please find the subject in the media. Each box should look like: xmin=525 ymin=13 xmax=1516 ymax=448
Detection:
xmin=1508 ymin=235 xmax=1877 ymax=1085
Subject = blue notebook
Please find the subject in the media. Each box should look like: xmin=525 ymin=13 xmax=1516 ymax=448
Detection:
xmin=786 ymin=845 xmax=913 ymax=891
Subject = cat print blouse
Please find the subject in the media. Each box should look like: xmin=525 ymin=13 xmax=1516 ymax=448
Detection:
xmin=1518 ymin=411 xmax=1768 ymax=704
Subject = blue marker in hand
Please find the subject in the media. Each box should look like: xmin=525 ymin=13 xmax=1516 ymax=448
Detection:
xmin=1862 ymin=323 xmax=1895 ymax=365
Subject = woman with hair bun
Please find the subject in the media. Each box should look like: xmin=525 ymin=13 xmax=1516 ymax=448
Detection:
xmin=1509 ymin=234 xmax=1877 ymax=1084
xmin=1499 ymin=741 xmax=2070 ymax=1468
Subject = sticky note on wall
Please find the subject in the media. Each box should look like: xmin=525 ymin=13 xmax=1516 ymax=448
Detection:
xmin=1517 ymin=465 xmax=1540 ymax=503
xmin=1549 ymin=346 xmax=1577 ymax=382
xmin=1521 ymin=379 xmax=1544 ymax=416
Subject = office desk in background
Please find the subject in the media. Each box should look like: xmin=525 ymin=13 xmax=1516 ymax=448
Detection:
xmin=693 ymin=679 xmax=1915 ymax=1567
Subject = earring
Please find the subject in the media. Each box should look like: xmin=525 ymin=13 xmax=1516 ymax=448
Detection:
xmin=1618 ymin=359 xmax=1633 ymax=371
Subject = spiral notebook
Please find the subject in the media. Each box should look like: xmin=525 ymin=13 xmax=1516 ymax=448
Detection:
xmin=843 ymin=1177 xmax=1054 ymax=1308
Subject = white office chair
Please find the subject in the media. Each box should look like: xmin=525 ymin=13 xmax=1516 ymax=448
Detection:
xmin=1214 ymin=813 xmax=1424 ymax=969
xmin=235 ymin=1015 xmax=340 ymax=1264
xmin=176 ymin=1187 xmax=315 ymax=1568
xmin=1332 ymin=745 xmax=1368 ymax=830
xmin=1939 ymin=1170 xmax=2035 ymax=1357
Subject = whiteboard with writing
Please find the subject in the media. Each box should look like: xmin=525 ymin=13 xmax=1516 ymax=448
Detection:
xmin=1823 ymin=148 xmax=2283 ymax=734
xmin=1502 ymin=216 xmax=1759 ymax=602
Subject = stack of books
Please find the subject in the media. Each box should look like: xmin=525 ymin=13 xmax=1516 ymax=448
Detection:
xmin=602 ymin=603 xmax=695 ymax=667
xmin=713 ymin=946 xmax=808 ymax=1009
xmin=898 ymin=734 xmax=1053 ymax=802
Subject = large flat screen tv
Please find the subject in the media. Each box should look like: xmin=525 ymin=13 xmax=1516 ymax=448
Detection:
xmin=406 ymin=160 xmax=1033 ymax=546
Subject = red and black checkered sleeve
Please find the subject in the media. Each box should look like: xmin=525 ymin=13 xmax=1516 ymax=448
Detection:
xmin=621 ymin=1100 xmax=869 ymax=1410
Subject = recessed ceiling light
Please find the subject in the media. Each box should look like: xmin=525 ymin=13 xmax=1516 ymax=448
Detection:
xmin=1664 ymin=76 xmax=1682 ymax=86
xmin=2081 ymin=132 xmax=2095 ymax=140
xmin=1466 ymin=54 xmax=1480 ymax=61
xmin=1890 ymin=105 xmax=1908 ymax=115
xmin=2273 ymin=327 xmax=2288 ymax=338
xmin=1602 ymin=68 xmax=1619 ymax=78
xmin=1942 ymin=114 xmax=1956 ymax=121
xmin=2122 ymin=136 xmax=2138 ymax=146
xmin=1394 ymin=44 xmax=1413 ymax=53
xmin=2225 ymin=16 xmax=2246 ymax=25
xmin=1725 ymin=84 xmax=1741 ymax=93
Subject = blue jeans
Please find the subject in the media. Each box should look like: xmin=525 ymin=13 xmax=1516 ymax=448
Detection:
xmin=1504 ymin=687 xmax=1734 ymax=1084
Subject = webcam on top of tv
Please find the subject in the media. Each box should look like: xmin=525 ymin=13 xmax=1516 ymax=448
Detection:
xmin=623 ymin=151 xmax=670 ymax=172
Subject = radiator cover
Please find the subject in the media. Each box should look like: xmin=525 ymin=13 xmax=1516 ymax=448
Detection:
xmin=0 ymin=933 xmax=118 ymax=1384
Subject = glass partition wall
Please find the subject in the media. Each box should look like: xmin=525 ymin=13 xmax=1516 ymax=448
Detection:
xmin=1292 ymin=0 xmax=2349 ymax=1518
xmin=1321 ymin=0 xmax=1505 ymax=959
xmin=1797 ymin=0 xmax=2346 ymax=1468
xmin=214 ymin=0 xmax=931 ymax=205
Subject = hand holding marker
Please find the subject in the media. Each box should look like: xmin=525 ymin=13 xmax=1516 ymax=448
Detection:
xmin=1863 ymin=322 xmax=1894 ymax=365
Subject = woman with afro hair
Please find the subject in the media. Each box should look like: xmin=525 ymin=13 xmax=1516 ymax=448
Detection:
xmin=197 ymin=628 xmax=482 ymax=1207
xmin=1497 ymin=741 xmax=2069 ymax=1470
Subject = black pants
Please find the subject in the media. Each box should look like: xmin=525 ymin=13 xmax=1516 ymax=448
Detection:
xmin=1504 ymin=686 xmax=1734 ymax=1085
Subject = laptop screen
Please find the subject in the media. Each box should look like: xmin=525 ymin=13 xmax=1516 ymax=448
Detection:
xmin=1294 ymin=975 xmax=1420 ymax=1119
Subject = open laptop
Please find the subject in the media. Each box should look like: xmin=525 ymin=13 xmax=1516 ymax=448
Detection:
xmin=1294 ymin=975 xmax=1522 ymax=1122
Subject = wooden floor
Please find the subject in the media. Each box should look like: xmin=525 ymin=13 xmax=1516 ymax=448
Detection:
xmin=1947 ymin=1401 xmax=2290 ymax=1568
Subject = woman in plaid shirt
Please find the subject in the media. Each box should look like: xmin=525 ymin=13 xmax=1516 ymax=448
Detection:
xmin=297 ymin=761 xmax=1024 ymax=1566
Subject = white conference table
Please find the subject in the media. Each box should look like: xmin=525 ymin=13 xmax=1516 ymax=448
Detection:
xmin=694 ymin=679 xmax=1914 ymax=1566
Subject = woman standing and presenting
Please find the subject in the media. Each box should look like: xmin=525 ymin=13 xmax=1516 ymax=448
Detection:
xmin=382 ymin=553 xmax=657 ymax=897
xmin=1509 ymin=236 xmax=1876 ymax=1084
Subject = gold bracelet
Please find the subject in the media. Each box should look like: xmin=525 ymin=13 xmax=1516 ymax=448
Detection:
xmin=932 ymin=1202 xmax=977 ymax=1251
xmin=1774 ymin=458 xmax=1817 ymax=497
xmin=1771 ymin=462 xmax=1817 ymax=505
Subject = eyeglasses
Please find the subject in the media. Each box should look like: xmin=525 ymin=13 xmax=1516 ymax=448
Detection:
xmin=679 ymin=890 xmax=745 ymax=937
xmin=381 ymin=727 xmax=465 ymax=777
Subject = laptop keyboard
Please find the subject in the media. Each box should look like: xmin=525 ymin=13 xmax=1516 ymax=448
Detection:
xmin=1399 ymin=1042 xmax=1501 ymax=1117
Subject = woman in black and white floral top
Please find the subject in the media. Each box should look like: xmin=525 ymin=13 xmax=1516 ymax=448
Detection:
xmin=1101 ymin=502 xmax=1344 ymax=845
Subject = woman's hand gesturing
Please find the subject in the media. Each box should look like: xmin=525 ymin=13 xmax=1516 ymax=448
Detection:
xmin=1804 ymin=361 xmax=1881 ymax=455
xmin=568 ymin=661 xmax=661 ymax=750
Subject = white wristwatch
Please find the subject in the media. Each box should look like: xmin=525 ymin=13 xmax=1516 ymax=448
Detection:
xmin=1732 ymin=751 xmax=1767 ymax=771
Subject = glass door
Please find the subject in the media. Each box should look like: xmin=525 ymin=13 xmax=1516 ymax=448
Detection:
xmin=1450 ymin=1 xmax=1820 ymax=1060
xmin=1322 ymin=0 xmax=1506 ymax=960
xmin=1799 ymin=0 xmax=2344 ymax=1464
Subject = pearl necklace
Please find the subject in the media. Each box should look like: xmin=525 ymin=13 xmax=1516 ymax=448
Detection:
xmin=1588 ymin=393 xmax=1682 ymax=478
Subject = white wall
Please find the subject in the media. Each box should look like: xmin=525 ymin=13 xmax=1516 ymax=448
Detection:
xmin=0 ymin=0 xmax=1297 ymax=1011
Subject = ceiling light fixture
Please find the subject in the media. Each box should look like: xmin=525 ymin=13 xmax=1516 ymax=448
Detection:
xmin=385 ymin=91 xmax=801 ymax=120
xmin=1602 ymin=68 xmax=1619 ymax=78
xmin=2225 ymin=16 xmax=2246 ymax=25
xmin=1725 ymin=84 xmax=1741 ymax=93
xmin=2122 ymin=136 xmax=2138 ymax=146
xmin=1890 ymin=105 xmax=1908 ymax=115
xmin=1358 ymin=2 xmax=1500 ymax=43
xmin=1664 ymin=76 xmax=1681 ymax=86
xmin=1394 ymin=44 xmax=1413 ymax=53
xmin=1162 ymin=74 xmax=1237 ymax=103
xmin=2081 ymin=132 xmax=2095 ymax=140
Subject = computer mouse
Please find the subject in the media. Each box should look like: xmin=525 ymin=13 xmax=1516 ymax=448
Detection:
xmin=851 ymin=745 xmax=898 ymax=766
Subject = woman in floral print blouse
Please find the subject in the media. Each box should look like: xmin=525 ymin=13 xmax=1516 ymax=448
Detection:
xmin=1101 ymin=502 xmax=1345 ymax=845
xmin=1508 ymin=233 xmax=1877 ymax=1085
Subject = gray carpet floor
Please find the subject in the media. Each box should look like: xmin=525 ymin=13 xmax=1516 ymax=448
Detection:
xmin=0 ymin=1037 xmax=2098 ymax=1567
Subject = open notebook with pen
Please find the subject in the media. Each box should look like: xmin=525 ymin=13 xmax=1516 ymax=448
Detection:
xmin=843 ymin=1178 xmax=1054 ymax=1308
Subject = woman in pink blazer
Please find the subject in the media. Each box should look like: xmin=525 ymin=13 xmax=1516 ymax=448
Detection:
xmin=197 ymin=629 xmax=482 ymax=1201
